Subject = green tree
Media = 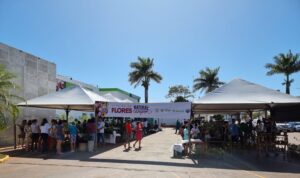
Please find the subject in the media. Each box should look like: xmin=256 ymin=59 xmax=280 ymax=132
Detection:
xmin=166 ymin=85 xmax=193 ymax=102
xmin=129 ymin=57 xmax=162 ymax=103
xmin=212 ymin=114 xmax=224 ymax=121
xmin=80 ymin=113 xmax=90 ymax=121
xmin=0 ymin=65 xmax=21 ymax=131
xmin=193 ymin=67 xmax=224 ymax=94
xmin=265 ymin=50 xmax=300 ymax=94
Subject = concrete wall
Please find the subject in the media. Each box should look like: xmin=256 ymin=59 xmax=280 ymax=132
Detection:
xmin=0 ymin=42 xmax=56 ymax=146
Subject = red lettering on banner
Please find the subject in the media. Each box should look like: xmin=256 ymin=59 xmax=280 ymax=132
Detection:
xmin=111 ymin=107 xmax=132 ymax=113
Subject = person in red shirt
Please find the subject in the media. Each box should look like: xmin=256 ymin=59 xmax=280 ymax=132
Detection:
xmin=87 ymin=118 xmax=97 ymax=144
xmin=123 ymin=120 xmax=132 ymax=150
xmin=133 ymin=121 xmax=143 ymax=149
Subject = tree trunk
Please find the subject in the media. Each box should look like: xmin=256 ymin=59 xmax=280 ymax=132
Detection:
xmin=144 ymin=86 xmax=148 ymax=103
xmin=13 ymin=119 xmax=16 ymax=149
xmin=286 ymin=75 xmax=290 ymax=94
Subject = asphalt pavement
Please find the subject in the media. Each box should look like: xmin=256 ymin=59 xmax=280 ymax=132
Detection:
xmin=1 ymin=128 xmax=300 ymax=178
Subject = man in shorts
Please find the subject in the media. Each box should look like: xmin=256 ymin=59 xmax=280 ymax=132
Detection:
xmin=123 ymin=120 xmax=132 ymax=150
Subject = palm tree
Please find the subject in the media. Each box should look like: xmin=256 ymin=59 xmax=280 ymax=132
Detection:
xmin=0 ymin=64 xmax=21 ymax=130
xmin=129 ymin=57 xmax=162 ymax=103
xmin=193 ymin=67 xmax=224 ymax=94
xmin=0 ymin=64 xmax=21 ymax=149
xmin=265 ymin=50 xmax=300 ymax=94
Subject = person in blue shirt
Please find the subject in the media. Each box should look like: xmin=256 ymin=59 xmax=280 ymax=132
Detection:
xmin=183 ymin=126 xmax=189 ymax=140
xmin=69 ymin=122 xmax=78 ymax=152
xmin=229 ymin=119 xmax=239 ymax=143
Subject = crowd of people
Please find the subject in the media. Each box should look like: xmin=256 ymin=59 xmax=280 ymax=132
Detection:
xmin=18 ymin=118 xmax=76 ymax=154
xmin=17 ymin=117 xmax=159 ymax=154
xmin=176 ymin=117 xmax=279 ymax=148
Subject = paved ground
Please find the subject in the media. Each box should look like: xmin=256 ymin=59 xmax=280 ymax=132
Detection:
xmin=1 ymin=128 xmax=300 ymax=178
xmin=288 ymin=132 xmax=300 ymax=145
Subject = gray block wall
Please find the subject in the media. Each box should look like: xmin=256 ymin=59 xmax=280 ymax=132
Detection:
xmin=0 ymin=42 xmax=56 ymax=146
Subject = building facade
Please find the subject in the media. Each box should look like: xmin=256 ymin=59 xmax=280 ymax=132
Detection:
xmin=0 ymin=42 xmax=141 ymax=145
xmin=0 ymin=43 xmax=56 ymax=145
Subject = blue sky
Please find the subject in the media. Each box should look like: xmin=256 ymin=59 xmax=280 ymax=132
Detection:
xmin=1 ymin=0 xmax=300 ymax=102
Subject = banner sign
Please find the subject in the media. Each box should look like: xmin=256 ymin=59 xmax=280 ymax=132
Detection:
xmin=95 ymin=102 xmax=191 ymax=119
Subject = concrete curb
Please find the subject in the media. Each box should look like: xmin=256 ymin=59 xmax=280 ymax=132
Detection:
xmin=0 ymin=155 xmax=9 ymax=163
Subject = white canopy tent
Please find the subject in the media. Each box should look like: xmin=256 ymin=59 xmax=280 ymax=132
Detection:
xmin=18 ymin=86 xmax=109 ymax=120
xmin=192 ymin=79 xmax=300 ymax=114
xmin=102 ymin=93 xmax=134 ymax=103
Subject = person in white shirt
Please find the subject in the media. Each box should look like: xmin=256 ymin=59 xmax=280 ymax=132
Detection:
xmin=132 ymin=120 xmax=137 ymax=129
xmin=40 ymin=118 xmax=51 ymax=152
xmin=131 ymin=120 xmax=137 ymax=139
xmin=190 ymin=124 xmax=200 ymax=139
xmin=143 ymin=119 xmax=148 ymax=135
xmin=97 ymin=118 xmax=105 ymax=146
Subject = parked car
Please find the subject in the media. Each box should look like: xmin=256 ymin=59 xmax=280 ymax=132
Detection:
xmin=288 ymin=122 xmax=300 ymax=132
xmin=295 ymin=125 xmax=300 ymax=132
xmin=276 ymin=123 xmax=292 ymax=132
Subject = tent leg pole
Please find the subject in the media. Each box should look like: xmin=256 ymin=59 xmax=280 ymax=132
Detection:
xmin=95 ymin=117 xmax=98 ymax=150
xmin=247 ymin=111 xmax=252 ymax=120
xmin=13 ymin=119 xmax=16 ymax=149
xmin=66 ymin=109 xmax=70 ymax=123
xmin=264 ymin=110 xmax=268 ymax=119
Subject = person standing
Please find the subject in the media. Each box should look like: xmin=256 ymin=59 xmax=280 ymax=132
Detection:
xmin=31 ymin=119 xmax=40 ymax=151
xmin=24 ymin=120 xmax=32 ymax=151
xmin=133 ymin=121 xmax=143 ymax=149
xmin=190 ymin=124 xmax=200 ymax=139
xmin=131 ymin=119 xmax=136 ymax=139
xmin=175 ymin=120 xmax=181 ymax=134
xmin=18 ymin=120 xmax=27 ymax=149
xmin=97 ymin=118 xmax=105 ymax=146
xmin=229 ymin=119 xmax=239 ymax=143
xmin=55 ymin=120 xmax=65 ymax=155
xmin=87 ymin=118 xmax=97 ymax=145
xmin=68 ymin=122 xmax=78 ymax=152
xmin=143 ymin=119 xmax=148 ymax=136
xmin=183 ymin=126 xmax=189 ymax=140
xmin=123 ymin=120 xmax=132 ymax=150
xmin=49 ymin=119 xmax=57 ymax=152
xmin=40 ymin=118 xmax=51 ymax=153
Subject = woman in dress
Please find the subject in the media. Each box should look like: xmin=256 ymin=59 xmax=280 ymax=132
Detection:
xmin=133 ymin=121 xmax=143 ymax=149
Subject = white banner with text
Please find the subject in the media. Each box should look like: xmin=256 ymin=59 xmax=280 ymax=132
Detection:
xmin=95 ymin=102 xmax=191 ymax=119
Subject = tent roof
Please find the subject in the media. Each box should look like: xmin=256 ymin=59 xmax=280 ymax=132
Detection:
xmin=192 ymin=78 xmax=300 ymax=113
xmin=18 ymin=86 xmax=109 ymax=111
xmin=102 ymin=93 xmax=134 ymax=103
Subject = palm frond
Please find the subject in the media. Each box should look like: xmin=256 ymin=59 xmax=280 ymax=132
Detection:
xmin=193 ymin=66 xmax=223 ymax=94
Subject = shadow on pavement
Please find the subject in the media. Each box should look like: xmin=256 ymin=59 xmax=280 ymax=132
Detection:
xmin=5 ymin=149 xmax=300 ymax=174
xmin=2 ymin=139 xmax=300 ymax=174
